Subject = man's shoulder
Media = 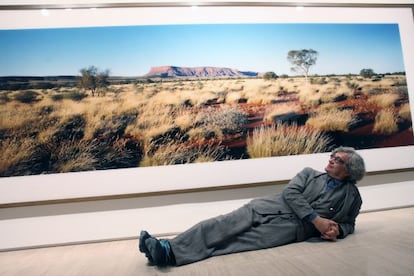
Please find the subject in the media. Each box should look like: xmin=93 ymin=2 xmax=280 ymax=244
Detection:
xmin=300 ymin=167 xmax=325 ymax=177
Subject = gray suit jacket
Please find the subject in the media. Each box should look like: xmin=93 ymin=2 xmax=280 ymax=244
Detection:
xmin=249 ymin=167 xmax=362 ymax=241
xmin=170 ymin=167 xmax=362 ymax=265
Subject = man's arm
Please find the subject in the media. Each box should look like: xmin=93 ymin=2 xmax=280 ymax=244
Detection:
xmin=282 ymin=167 xmax=320 ymax=219
xmin=317 ymin=186 xmax=363 ymax=240
xmin=283 ymin=167 xmax=340 ymax=238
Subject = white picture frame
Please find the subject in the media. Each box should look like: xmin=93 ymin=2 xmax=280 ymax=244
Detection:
xmin=0 ymin=3 xmax=413 ymax=205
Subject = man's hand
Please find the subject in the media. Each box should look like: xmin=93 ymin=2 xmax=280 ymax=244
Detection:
xmin=311 ymin=216 xmax=339 ymax=241
xmin=321 ymin=224 xmax=339 ymax=241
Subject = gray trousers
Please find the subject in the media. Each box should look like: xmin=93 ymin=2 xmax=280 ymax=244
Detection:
xmin=169 ymin=203 xmax=300 ymax=266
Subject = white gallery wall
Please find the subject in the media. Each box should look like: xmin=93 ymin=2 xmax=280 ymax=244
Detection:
xmin=0 ymin=171 xmax=413 ymax=250
xmin=0 ymin=1 xmax=413 ymax=251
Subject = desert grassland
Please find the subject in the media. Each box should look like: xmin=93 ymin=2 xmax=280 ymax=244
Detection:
xmin=246 ymin=123 xmax=331 ymax=158
xmin=0 ymin=74 xmax=411 ymax=176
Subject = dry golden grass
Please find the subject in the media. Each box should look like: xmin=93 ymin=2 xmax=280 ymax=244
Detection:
xmin=0 ymin=137 xmax=37 ymax=174
xmin=317 ymin=102 xmax=339 ymax=112
xmin=0 ymin=74 xmax=409 ymax=175
xmin=125 ymin=110 xmax=167 ymax=142
xmin=245 ymin=85 xmax=283 ymax=104
xmin=306 ymin=109 xmax=354 ymax=132
xmin=297 ymin=84 xmax=322 ymax=107
xmin=368 ymin=93 xmax=400 ymax=108
xmin=186 ymin=127 xmax=209 ymax=141
xmin=247 ymin=123 xmax=330 ymax=158
xmin=398 ymin=103 xmax=412 ymax=121
xmin=128 ymin=103 xmax=176 ymax=137
xmin=51 ymin=139 xmax=100 ymax=173
xmin=225 ymin=78 xmax=299 ymax=104
xmin=373 ymin=109 xmax=398 ymax=135
xmin=263 ymin=103 xmax=302 ymax=122
xmin=298 ymin=78 xmax=355 ymax=107
xmin=139 ymin=141 xmax=225 ymax=167
xmin=0 ymin=103 xmax=30 ymax=129
xmin=174 ymin=108 xmax=194 ymax=130
xmin=51 ymin=97 xmax=131 ymax=140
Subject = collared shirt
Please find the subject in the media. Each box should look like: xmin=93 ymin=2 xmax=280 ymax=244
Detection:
xmin=326 ymin=177 xmax=344 ymax=192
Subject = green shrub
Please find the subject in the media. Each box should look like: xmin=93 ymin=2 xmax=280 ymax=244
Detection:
xmin=14 ymin=90 xmax=41 ymax=103
xmin=50 ymin=94 xmax=64 ymax=101
xmin=0 ymin=92 xmax=11 ymax=103
xmin=263 ymin=72 xmax=278 ymax=80
xmin=395 ymin=86 xmax=408 ymax=98
xmin=65 ymin=91 xmax=87 ymax=101
xmin=194 ymin=105 xmax=248 ymax=137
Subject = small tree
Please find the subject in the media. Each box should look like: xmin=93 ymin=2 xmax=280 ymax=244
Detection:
xmin=79 ymin=66 xmax=110 ymax=96
xmin=287 ymin=49 xmax=318 ymax=82
xmin=263 ymin=71 xmax=278 ymax=80
xmin=360 ymin=68 xmax=375 ymax=79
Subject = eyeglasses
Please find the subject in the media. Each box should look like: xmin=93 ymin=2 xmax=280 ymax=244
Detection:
xmin=330 ymin=154 xmax=345 ymax=164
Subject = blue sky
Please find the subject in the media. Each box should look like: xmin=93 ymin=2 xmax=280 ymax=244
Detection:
xmin=0 ymin=23 xmax=406 ymax=77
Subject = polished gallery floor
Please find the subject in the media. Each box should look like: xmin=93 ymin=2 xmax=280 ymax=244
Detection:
xmin=0 ymin=207 xmax=413 ymax=276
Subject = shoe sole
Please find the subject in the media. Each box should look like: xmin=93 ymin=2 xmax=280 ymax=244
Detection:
xmin=139 ymin=230 xmax=151 ymax=253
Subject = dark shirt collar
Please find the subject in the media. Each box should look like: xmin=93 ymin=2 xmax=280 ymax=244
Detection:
xmin=326 ymin=176 xmax=344 ymax=191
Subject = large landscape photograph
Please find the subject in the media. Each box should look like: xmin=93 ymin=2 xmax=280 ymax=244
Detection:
xmin=0 ymin=22 xmax=413 ymax=177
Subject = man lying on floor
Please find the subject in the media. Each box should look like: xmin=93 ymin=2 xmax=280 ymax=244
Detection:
xmin=139 ymin=146 xmax=366 ymax=267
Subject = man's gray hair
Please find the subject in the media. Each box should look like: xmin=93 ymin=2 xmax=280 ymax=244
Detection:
xmin=333 ymin=146 xmax=366 ymax=182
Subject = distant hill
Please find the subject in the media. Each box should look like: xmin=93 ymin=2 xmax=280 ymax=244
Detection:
xmin=0 ymin=76 xmax=137 ymax=90
xmin=145 ymin=66 xmax=258 ymax=78
xmin=0 ymin=76 xmax=79 ymax=90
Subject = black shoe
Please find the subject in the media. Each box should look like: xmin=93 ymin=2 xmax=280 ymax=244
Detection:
xmin=145 ymin=237 xmax=168 ymax=266
xmin=139 ymin=230 xmax=153 ymax=263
